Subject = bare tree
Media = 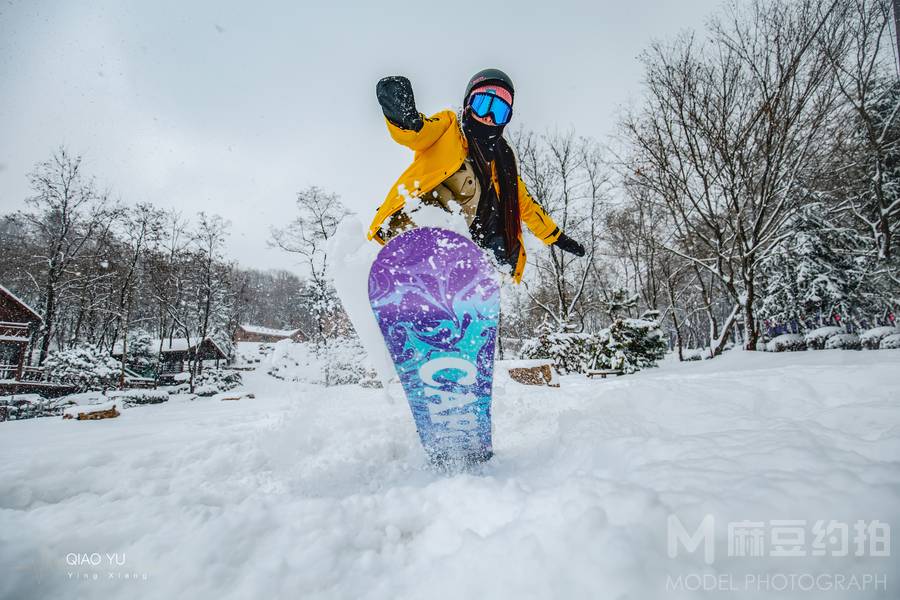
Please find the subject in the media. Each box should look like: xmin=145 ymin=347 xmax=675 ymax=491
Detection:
xmin=112 ymin=204 xmax=165 ymax=386
xmin=186 ymin=213 xmax=233 ymax=387
xmin=623 ymin=0 xmax=844 ymax=350
xmin=16 ymin=148 xmax=119 ymax=364
xmin=512 ymin=130 xmax=608 ymax=330
xmin=826 ymin=0 xmax=900 ymax=260
xmin=271 ymin=186 xmax=350 ymax=347
xmin=147 ymin=211 xmax=190 ymax=372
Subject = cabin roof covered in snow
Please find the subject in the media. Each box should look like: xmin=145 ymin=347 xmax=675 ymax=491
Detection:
xmin=0 ymin=284 xmax=42 ymax=322
xmin=237 ymin=324 xmax=303 ymax=337
xmin=112 ymin=336 xmax=227 ymax=358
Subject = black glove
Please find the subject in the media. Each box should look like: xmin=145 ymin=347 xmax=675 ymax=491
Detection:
xmin=553 ymin=232 xmax=586 ymax=257
xmin=376 ymin=76 xmax=423 ymax=132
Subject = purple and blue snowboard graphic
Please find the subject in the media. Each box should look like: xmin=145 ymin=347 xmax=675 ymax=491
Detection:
xmin=368 ymin=227 xmax=500 ymax=464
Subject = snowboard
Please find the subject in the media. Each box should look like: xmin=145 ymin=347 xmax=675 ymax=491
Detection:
xmin=368 ymin=227 xmax=500 ymax=465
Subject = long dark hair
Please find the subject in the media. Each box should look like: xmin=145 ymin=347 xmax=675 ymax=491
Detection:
xmin=467 ymin=134 xmax=521 ymax=258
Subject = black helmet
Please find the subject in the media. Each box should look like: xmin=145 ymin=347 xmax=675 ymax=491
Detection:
xmin=464 ymin=68 xmax=514 ymax=104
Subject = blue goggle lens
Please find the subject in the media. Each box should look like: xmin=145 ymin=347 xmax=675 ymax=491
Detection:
xmin=469 ymin=92 xmax=512 ymax=125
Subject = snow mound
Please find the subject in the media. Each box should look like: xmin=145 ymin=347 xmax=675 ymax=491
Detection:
xmin=860 ymin=326 xmax=900 ymax=349
xmin=880 ymin=333 xmax=900 ymax=349
xmin=108 ymin=389 xmax=169 ymax=406
xmin=231 ymin=342 xmax=276 ymax=368
xmin=681 ymin=347 xmax=707 ymax=361
xmin=1 ymin=353 xmax=897 ymax=598
xmin=267 ymin=337 xmax=377 ymax=386
xmin=803 ymin=326 xmax=842 ymax=349
xmin=824 ymin=332 xmax=860 ymax=350
xmin=765 ymin=333 xmax=805 ymax=352
xmin=59 ymin=391 xmax=107 ymax=405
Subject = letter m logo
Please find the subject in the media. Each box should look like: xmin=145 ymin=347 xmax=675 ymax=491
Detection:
xmin=668 ymin=514 xmax=715 ymax=564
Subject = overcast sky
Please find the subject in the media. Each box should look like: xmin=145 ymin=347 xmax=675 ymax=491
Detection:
xmin=0 ymin=0 xmax=722 ymax=272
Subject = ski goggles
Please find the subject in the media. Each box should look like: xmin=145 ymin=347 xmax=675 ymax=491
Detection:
xmin=468 ymin=91 xmax=513 ymax=125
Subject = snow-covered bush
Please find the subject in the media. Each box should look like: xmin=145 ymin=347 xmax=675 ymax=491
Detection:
xmin=266 ymin=337 xmax=377 ymax=386
xmin=43 ymin=345 xmax=121 ymax=391
xmin=322 ymin=337 xmax=379 ymax=385
xmin=123 ymin=329 xmax=156 ymax=376
xmin=824 ymin=333 xmax=861 ymax=350
xmin=879 ymin=333 xmax=900 ymax=349
xmin=0 ymin=394 xmax=77 ymax=420
xmin=1 ymin=394 xmax=42 ymax=420
xmin=521 ymin=319 xmax=666 ymax=375
xmin=0 ymin=382 xmax=171 ymax=421
xmin=596 ymin=318 xmax=667 ymax=373
xmin=765 ymin=333 xmax=806 ymax=352
xmin=803 ymin=326 xmax=843 ymax=350
xmin=192 ymin=369 xmax=242 ymax=396
xmin=108 ymin=389 xmax=169 ymax=407
xmin=758 ymin=203 xmax=867 ymax=325
xmin=860 ymin=326 xmax=900 ymax=349
xmin=681 ymin=345 xmax=728 ymax=360
xmin=681 ymin=348 xmax=705 ymax=361
xmin=40 ymin=396 xmax=79 ymax=417
xmin=520 ymin=332 xmax=598 ymax=374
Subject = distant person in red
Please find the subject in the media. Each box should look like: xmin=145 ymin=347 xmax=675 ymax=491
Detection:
xmin=367 ymin=68 xmax=585 ymax=283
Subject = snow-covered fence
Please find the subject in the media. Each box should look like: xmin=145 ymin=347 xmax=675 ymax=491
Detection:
xmin=0 ymin=364 xmax=45 ymax=382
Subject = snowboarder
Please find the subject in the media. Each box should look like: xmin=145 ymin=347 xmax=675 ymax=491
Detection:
xmin=368 ymin=68 xmax=586 ymax=282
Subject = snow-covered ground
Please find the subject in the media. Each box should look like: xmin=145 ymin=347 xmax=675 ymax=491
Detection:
xmin=1 ymin=350 xmax=898 ymax=599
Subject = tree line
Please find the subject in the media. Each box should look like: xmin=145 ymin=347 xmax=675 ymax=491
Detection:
xmin=504 ymin=0 xmax=899 ymax=356
xmin=0 ymin=148 xmax=325 ymax=379
xmin=3 ymin=0 xmax=898 ymax=374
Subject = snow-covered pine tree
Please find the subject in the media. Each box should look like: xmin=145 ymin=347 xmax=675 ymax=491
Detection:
xmin=521 ymin=317 xmax=666 ymax=375
xmin=124 ymin=329 xmax=156 ymax=377
xmin=602 ymin=287 xmax=639 ymax=322
xmin=43 ymin=345 xmax=120 ymax=392
xmin=270 ymin=186 xmax=351 ymax=386
xmin=758 ymin=203 xmax=863 ymax=328
xmin=520 ymin=327 xmax=598 ymax=375
xmin=593 ymin=317 xmax=667 ymax=373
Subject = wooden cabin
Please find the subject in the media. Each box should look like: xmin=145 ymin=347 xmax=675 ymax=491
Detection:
xmin=112 ymin=336 xmax=228 ymax=375
xmin=233 ymin=324 xmax=306 ymax=343
xmin=0 ymin=285 xmax=42 ymax=382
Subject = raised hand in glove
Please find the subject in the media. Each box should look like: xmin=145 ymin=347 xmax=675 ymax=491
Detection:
xmin=376 ymin=76 xmax=423 ymax=132
xmin=553 ymin=232 xmax=586 ymax=257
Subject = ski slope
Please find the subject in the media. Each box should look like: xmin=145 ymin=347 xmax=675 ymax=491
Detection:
xmin=1 ymin=350 xmax=898 ymax=599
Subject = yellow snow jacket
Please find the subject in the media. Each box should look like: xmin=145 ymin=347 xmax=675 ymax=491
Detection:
xmin=367 ymin=110 xmax=561 ymax=283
